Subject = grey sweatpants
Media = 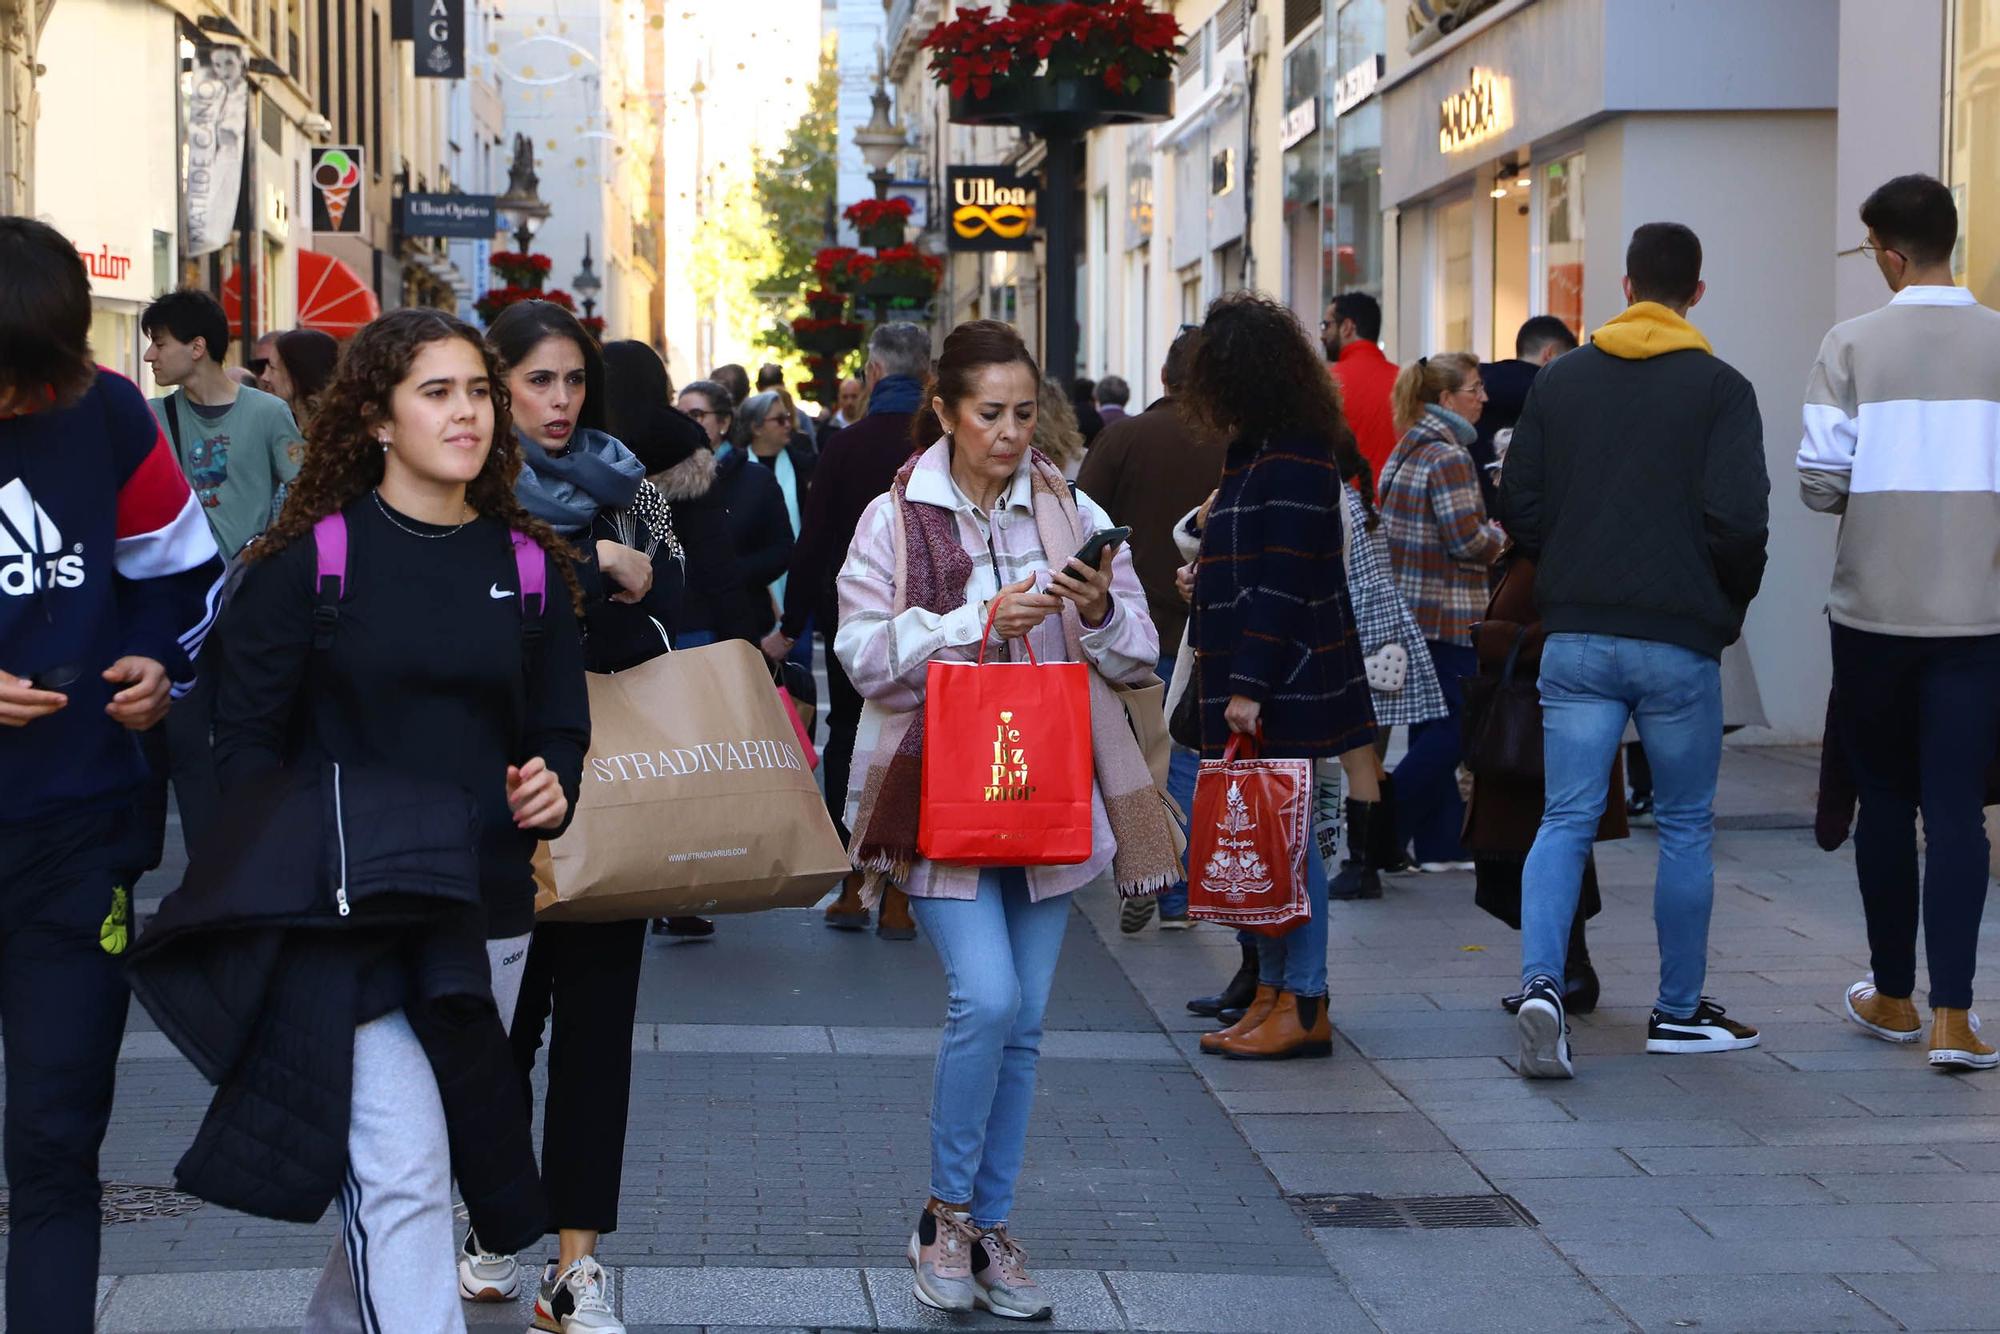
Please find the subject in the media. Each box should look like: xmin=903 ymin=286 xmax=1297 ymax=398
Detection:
xmin=302 ymin=934 xmax=531 ymax=1334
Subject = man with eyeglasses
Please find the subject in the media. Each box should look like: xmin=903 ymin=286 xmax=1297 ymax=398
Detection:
xmin=1801 ymin=174 xmax=2000 ymax=1072
xmin=1321 ymin=292 xmax=1400 ymax=479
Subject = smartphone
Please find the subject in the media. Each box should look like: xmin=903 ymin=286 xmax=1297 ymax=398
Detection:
xmin=1068 ymin=526 xmax=1132 ymax=573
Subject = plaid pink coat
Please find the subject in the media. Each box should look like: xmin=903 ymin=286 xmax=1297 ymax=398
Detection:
xmin=1379 ymin=409 xmax=1505 ymax=647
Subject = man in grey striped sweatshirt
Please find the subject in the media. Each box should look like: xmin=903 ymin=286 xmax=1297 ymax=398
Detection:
xmin=1799 ymin=173 xmax=2000 ymax=1073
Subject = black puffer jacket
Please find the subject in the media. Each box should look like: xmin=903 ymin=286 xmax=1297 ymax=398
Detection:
xmin=651 ymin=449 xmax=755 ymax=642
xmin=127 ymin=764 xmax=544 ymax=1248
xmin=714 ymin=447 xmax=796 ymax=640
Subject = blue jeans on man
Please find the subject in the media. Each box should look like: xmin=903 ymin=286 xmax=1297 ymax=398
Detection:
xmin=1520 ymin=633 xmax=1722 ymax=1018
xmin=1155 ymin=654 xmax=1199 ymax=919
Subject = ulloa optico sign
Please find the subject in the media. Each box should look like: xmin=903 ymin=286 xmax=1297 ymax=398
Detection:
xmin=946 ymin=167 xmax=1037 ymax=253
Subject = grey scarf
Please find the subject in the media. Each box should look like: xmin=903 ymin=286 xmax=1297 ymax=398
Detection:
xmin=515 ymin=428 xmax=645 ymax=537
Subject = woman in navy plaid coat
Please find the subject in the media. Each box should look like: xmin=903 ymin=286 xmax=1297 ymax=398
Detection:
xmin=1183 ymin=293 xmax=1376 ymax=1062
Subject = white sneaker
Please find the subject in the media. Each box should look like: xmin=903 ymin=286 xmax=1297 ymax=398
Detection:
xmin=532 ymin=1256 xmax=623 ymax=1333
xmin=456 ymin=1227 xmax=519 ymax=1302
xmin=1416 ymin=860 xmax=1475 ymax=874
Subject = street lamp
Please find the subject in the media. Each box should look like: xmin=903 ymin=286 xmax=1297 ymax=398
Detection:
xmin=573 ymin=234 xmax=602 ymax=320
xmin=496 ymin=133 xmax=551 ymax=252
xmin=853 ymin=55 xmax=908 ymax=202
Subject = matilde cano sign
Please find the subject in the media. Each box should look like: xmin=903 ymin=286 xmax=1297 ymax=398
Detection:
xmin=588 ymin=737 xmax=808 ymax=782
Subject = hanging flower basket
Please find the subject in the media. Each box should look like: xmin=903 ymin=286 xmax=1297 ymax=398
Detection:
xmin=813 ymin=246 xmax=865 ymax=294
xmin=791 ymin=318 xmax=866 ymax=357
xmin=489 ymin=251 xmax=554 ymax=289
xmin=854 ymin=245 xmax=943 ymax=304
xmin=925 ymin=2 xmax=1182 ymax=132
xmin=846 ymin=198 xmax=915 ymax=250
xmin=803 ymin=287 xmax=848 ymax=319
xmin=948 ymin=75 xmax=1173 ymax=130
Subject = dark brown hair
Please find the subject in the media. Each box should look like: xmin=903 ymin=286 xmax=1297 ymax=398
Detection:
xmin=1182 ymin=292 xmax=1346 ymax=453
xmin=274 ymin=328 xmax=340 ymax=421
xmin=252 ymin=308 xmax=582 ymax=611
xmin=915 ymin=318 xmax=1041 ymax=446
xmin=0 ymin=216 xmax=97 ymax=410
xmin=1861 ymin=173 xmax=1958 ymax=267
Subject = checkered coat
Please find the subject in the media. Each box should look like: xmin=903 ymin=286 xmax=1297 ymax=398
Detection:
xmin=1188 ymin=434 xmax=1376 ymax=760
xmin=1379 ymin=409 xmax=1506 ymax=647
xmin=1342 ymin=485 xmax=1448 ymax=728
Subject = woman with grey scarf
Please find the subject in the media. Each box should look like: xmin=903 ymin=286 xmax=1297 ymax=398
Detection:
xmin=469 ymin=302 xmax=681 ymax=1334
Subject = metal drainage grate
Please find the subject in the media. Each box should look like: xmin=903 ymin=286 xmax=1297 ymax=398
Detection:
xmin=0 ymin=1183 xmax=205 ymax=1233
xmin=1293 ymin=1192 xmax=1538 ymax=1230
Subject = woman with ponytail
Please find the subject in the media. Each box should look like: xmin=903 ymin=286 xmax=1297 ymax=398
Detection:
xmin=1377 ymin=351 xmax=1504 ymax=872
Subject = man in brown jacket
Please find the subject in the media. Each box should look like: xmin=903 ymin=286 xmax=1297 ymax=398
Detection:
xmin=1076 ymin=327 xmax=1226 ymax=930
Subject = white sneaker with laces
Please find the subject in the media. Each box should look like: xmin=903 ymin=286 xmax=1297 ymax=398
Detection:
xmin=456 ymin=1226 xmax=519 ymax=1302
xmin=532 ymin=1256 xmax=623 ymax=1333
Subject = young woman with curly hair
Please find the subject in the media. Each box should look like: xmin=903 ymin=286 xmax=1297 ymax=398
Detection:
xmin=1179 ymin=292 xmax=1377 ymax=1061
xmin=211 ymin=307 xmax=591 ymax=1334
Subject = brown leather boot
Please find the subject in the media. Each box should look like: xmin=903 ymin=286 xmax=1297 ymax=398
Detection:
xmin=825 ymin=871 xmax=870 ymax=931
xmin=877 ymin=885 xmax=917 ymax=941
xmin=1200 ymin=984 xmax=1279 ymax=1055
xmin=1225 ymin=990 xmax=1334 ymax=1061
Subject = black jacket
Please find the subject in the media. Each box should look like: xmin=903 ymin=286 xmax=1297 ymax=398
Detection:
xmin=714 ymin=447 xmax=796 ymax=639
xmin=779 ymin=407 xmax=918 ymax=638
xmin=1473 ymin=358 xmax=1541 ymax=514
xmin=1498 ymin=343 xmax=1769 ymax=657
xmin=574 ymin=485 xmax=685 ymax=672
xmin=651 ymin=449 xmax=755 ymax=642
xmin=127 ymin=764 xmax=544 ymax=1248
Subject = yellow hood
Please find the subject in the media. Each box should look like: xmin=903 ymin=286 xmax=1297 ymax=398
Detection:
xmin=1591 ymin=302 xmax=1713 ymax=360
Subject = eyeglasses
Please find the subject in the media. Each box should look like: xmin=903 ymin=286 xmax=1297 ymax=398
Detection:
xmin=768 ymin=413 xmax=794 ymax=426
xmin=684 ymin=408 xmax=723 ymax=424
xmin=246 ymin=358 xmax=270 ymax=376
xmin=1841 ymin=240 xmax=1904 ymax=262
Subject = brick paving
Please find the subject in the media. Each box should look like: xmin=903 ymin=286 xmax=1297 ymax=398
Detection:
xmin=20 ymin=745 xmax=2000 ymax=1329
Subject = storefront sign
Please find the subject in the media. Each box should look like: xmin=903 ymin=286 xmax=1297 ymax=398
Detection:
xmin=183 ymin=44 xmax=248 ymax=258
xmin=946 ymin=167 xmax=1036 ymax=252
xmin=310 ymin=146 xmax=365 ymax=234
xmin=1334 ymin=54 xmax=1383 ymax=115
xmin=1279 ymin=98 xmax=1317 ymax=151
xmin=400 ymin=193 xmax=498 ymax=238
xmin=1439 ymin=66 xmax=1513 ymax=154
xmin=416 ymin=0 xmax=464 ymax=79
xmin=76 ymin=243 xmax=133 ymax=284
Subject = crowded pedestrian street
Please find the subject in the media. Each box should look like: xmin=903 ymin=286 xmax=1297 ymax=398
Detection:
xmin=4 ymin=0 xmax=2000 ymax=1331
xmin=22 ymin=748 xmax=1996 ymax=1333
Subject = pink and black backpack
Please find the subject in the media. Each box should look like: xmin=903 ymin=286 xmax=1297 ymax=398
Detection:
xmin=308 ymin=511 xmax=547 ymax=651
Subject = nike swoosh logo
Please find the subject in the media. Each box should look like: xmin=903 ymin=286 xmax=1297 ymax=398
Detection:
xmin=489 ymin=584 xmax=512 ymax=599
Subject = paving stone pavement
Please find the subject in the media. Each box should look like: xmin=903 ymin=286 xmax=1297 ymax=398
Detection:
xmin=17 ymin=745 xmax=2000 ymax=1330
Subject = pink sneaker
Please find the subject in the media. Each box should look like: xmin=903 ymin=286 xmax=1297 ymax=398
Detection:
xmin=973 ymin=1226 xmax=1054 ymax=1321
xmin=906 ymin=1201 xmax=977 ymax=1312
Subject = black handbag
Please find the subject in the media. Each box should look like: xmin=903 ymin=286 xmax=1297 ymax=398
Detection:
xmin=1461 ymin=624 xmax=1544 ymax=782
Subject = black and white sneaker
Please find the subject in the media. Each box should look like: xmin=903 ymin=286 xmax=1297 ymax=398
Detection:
xmin=1645 ymin=998 xmax=1760 ymax=1054
xmin=1515 ymin=974 xmax=1573 ymax=1079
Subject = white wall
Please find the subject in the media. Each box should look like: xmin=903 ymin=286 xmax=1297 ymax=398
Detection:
xmin=1833 ymin=0 xmax=1946 ymax=322
xmin=1612 ymin=110 xmax=1839 ymax=742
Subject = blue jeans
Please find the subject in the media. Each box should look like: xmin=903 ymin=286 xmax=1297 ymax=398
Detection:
xmin=1156 ymin=653 xmax=1200 ymax=917
xmin=1394 ymin=641 xmax=1477 ymax=862
xmin=906 ymin=870 xmax=1070 ymax=1228
xmin=1254 ymin=810 xmax=1330 ymax=998
xmin=1520 ymin=634 xmax=1722 ymax=1018
xmin=673 ymin=627 xmax=717 ymax=650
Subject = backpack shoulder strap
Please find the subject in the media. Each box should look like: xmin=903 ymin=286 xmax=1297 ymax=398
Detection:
xmin=163 ymin=394 xmax=185 ymax=462
xmin=310 ymin=512 xmax=348 ymax=650
xmin=510 ymin=529 xmax=548 ymax=655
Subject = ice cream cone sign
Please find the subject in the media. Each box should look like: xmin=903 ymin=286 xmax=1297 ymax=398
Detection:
xmin=312 ymin=147 xmax=363 ymax=233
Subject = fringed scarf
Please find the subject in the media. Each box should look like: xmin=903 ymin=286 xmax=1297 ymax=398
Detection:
xmin=848 ymin=446 xmax=1180 ymax=899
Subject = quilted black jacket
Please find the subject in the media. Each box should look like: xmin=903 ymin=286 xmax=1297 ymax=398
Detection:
xmin=126 ymin=764 xmax=545 ymax=1250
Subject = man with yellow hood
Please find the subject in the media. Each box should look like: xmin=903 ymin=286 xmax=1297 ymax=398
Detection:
xmin=1498 ymin=221 xmax=1771 ymax=1080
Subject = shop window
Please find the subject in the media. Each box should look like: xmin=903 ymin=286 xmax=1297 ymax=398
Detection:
xmin=1541 ymin=153 xmax=1586 ymax=340
xmin=1948 ymin=0 xmax=1999 ymax=306
xmin=1491 ymin=160 xmax=1531 ymax=359
xmin=1327 ymin=0 xmax=1385 ymax=303
xmin=1180 ymin=266 xmax=1203 ymax=324
xmin=1435 ymin=195 xmax=1473 ymax=353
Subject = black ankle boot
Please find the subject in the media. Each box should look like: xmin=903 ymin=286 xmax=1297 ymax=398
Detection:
xmin=1330 ymin=799 xmax=1384 ymax=901
xmin=1369 ymin=776 xmax=1412 ymax=873
xmin=1187 ymin=941 xmax=1260 ymax=1018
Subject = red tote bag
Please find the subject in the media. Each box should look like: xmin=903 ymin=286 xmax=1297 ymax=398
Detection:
xmin=919 ymin=607 xmax=1095 ymax=866
xmin=1187 ymin=733 xmax=1312 ymax=936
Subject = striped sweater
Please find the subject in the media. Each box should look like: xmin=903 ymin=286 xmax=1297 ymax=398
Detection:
xmin=1798 ymin=285 xmax=2000 ymax=636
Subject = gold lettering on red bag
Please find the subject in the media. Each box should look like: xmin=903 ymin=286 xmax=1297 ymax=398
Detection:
xmin=984 ymin=710 xmax=1035 ymax=801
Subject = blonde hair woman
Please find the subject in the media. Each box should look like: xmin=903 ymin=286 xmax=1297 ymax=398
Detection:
xmin=1377 ymin=352 xmax=1504 ymax=872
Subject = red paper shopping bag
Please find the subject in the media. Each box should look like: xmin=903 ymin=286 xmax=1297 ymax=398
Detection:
xmin=1187 ymin=733 xmax=1312 ymax=936
xmin=919 ymin=609 xmax=1094 ymax=866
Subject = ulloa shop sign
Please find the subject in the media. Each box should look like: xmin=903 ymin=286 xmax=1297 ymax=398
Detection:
xmin=946 ymin=167 xmax=1036 ymax=253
